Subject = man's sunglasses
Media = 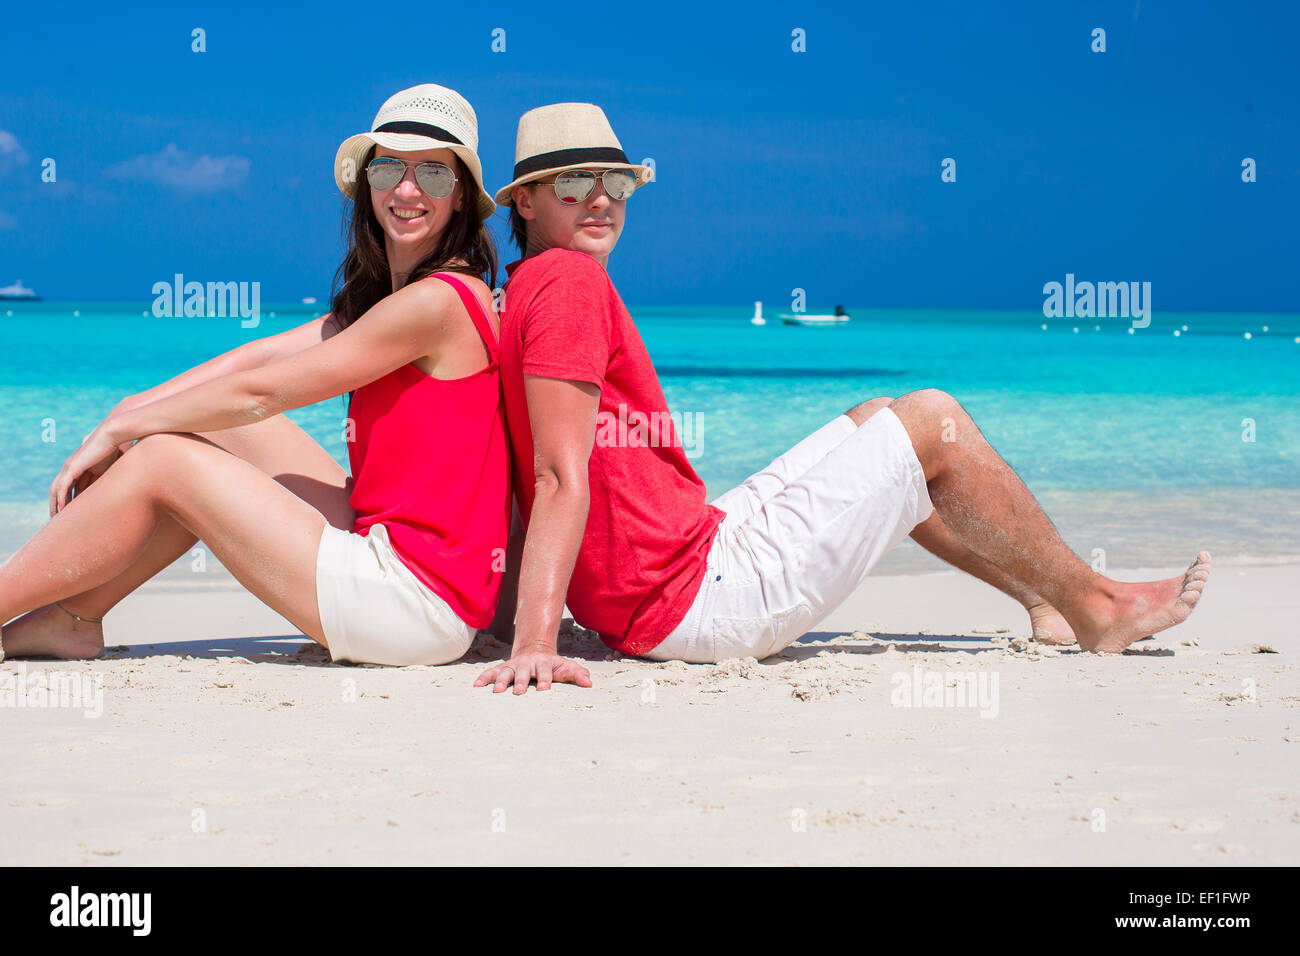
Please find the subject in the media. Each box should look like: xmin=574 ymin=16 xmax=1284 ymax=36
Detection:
xmin=531 ymin=168 xmax=638 ymax=203
xmin=366 ymin=157 xmax=458 ymax=198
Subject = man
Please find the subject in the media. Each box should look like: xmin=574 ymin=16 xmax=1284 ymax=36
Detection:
xmin=477 ymin=103 xmax=1210 ymax=695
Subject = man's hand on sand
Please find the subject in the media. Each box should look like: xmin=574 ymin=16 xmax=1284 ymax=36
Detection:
xmin=474 ymin=647 xmax=593 ymax=695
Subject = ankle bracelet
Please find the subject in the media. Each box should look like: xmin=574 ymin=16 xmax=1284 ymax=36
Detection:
xmin=56 ymin=601 xmax=103 ymax=625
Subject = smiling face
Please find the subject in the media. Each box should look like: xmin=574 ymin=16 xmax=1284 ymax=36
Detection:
xmin=511 ymin=167 xmax=627 ymax=266
xmin=369 ymin=146 xmax=465 ymax=262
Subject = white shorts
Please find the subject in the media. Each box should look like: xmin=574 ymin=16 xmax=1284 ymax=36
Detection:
xmin=644 ymin=407 xmax=934 ymax=663
xmin=314 ymin=521 xmax=476 ymax=666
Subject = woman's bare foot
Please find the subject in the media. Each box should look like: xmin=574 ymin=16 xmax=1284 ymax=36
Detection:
xmin=0 ymin=602 xmax=105 ymax=659
xmin=1026 ymin=602 xmax=1076 ymax=645
xmin=1074 ymin=552 xmax=1212 ymax=654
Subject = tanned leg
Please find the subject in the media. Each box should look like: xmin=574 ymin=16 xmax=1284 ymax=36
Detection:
xmin=1 ymin=431 xmax=335 ymax=658
xmin=884 ymin=389 xmax=1209 ymax=653
xmin=847 ymin=396 xmax=1076 ymax=644
xmin=2 ymin=415 xmax=352 ymax=659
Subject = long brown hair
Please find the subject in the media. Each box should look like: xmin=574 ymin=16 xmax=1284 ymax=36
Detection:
xmin=330 ymin=146 xmax=498 ymax=405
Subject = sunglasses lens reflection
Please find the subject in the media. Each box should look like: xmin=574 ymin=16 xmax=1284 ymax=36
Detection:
xmin=602 ymin=170 xmax=637 ymax=200
xmin=553 ymin=171 xmax=596 ymax=203
xmin=366 ymin=158 xmax=405 ymax=191
xmin=414 ymin=163 xmax=456 ymax=198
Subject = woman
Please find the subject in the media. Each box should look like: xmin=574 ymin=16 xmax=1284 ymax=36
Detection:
xmin=0 ymin=83 xmax=510 ymax=667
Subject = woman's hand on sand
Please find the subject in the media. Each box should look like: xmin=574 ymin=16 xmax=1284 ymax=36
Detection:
xmin=50 ymin=425 xmax=127 ymax=516
xmin=474 ymin=646 xmax=593 ymax=695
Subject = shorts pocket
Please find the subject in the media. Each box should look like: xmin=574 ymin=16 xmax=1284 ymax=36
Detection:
xmin=711 ymin=602 xmax=816 ymax=662
xmin=714 ymin=522 xmax=762 ymax=587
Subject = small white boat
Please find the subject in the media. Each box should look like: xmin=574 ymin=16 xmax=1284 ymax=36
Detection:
xmin=750 ymin=300 xmax=766 ymax=326
xmin=301 ymin=296 xmax=318 ymax=305
xmin=780 ymin=305 xmax=849 ymax=326
xmin=0 ymin=279 xmax=40 ymax=301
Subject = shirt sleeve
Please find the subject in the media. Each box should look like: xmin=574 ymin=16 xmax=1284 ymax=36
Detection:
xmin=519 ymin=253 xmax=612 ymax=388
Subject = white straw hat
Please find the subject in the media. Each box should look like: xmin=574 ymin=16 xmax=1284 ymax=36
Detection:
xmin=334 ymin=84 xmax=496 ymax=220
xmin=494 ymin=103 xmax=653 ymax=207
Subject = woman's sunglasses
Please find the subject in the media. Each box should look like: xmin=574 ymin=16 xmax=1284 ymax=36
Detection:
xmin=366 ymin=157 xmax=458 ymax=198
xmin=532 ymin=168 xmax=638 ymax=203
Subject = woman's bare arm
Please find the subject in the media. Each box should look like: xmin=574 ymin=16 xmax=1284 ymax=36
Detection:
xmin=50 ymin=284 xmax=457 ymax=513
xmin=105 ymin=282 xmax=453 ymax=443
xmin=115 ymin=314 xmax=340 ymax=418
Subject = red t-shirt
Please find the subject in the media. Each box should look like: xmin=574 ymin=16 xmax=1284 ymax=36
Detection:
xmin=500 ymin=248 xmax=723 ymax=656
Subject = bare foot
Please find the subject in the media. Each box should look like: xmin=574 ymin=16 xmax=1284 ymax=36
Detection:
xmin=1075 ymin=552 xmax=1212 ymax=654
xmin=0 ymin=603 xmax=105 ymax=659
xmin=1027 ymin=602 xmax=1076 ymax=645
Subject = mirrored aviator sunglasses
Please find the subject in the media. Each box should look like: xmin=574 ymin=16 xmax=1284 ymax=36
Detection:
xmin=365 ymin=157 xmax=458 ymax=198
xmin=542 ymin=168 xmax=638 ymax=203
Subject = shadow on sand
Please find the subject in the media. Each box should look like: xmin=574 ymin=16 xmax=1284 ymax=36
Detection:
xmin=66 ymin=625 xmax=1167 ymax=667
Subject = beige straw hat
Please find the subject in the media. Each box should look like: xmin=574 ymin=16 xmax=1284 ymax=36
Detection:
xmin=334 ymin=84 xmax=496 ymax=220
xmin=494 ymin=102 xmax=653 ymax=207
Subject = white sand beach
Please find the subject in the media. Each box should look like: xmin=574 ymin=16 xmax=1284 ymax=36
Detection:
xmin=2 ymin=559 xmax=1297 ymax=866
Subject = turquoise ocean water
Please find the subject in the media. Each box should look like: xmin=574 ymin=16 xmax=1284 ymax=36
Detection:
xmin=2 ymin=302 xmax=1297 ymax=574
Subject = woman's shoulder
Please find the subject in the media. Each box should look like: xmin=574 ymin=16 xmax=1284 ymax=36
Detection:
xmin=423 ymin=271 xmax=498 ymax=325
xmin=431 ymin=270 xmax=493 ymax=301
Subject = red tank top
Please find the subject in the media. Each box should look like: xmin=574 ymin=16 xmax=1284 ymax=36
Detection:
xmin=347 ymin=272 xmax=509 ymax=629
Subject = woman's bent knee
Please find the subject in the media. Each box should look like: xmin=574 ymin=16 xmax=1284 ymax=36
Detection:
xmin=114 ymin=432 xmax=193 ymax=485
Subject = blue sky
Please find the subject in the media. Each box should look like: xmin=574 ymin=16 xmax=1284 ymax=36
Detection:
xmin=1 ymin=0 xmax=1296 ymax=310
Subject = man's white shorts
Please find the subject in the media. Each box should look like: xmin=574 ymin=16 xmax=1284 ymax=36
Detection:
xmin=645 ymin=407 xmax=933 ymax=663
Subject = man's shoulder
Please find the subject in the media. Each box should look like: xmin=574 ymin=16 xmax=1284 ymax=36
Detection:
xmin=511 ymin=248 xmax=611 ymax=288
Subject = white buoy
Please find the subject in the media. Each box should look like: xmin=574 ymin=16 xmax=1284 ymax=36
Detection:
xmin=1182 ymin=324 xmax=1188 ymax=331
xmin=1127 ymin=328 xmax=1135 ymax=335
xmin=1262 ymin=325 xmax=1269 ymax=333
xmin=1094 ymin=325 xmax=1100 ymax=331
xmin=1244 ymin=332 xmax=1253 ymax=340
xmin=1173 ymin=330 xmax=1181 ymax=337
xmin=73 ymin=310 xmax=80 ymax=317
xmin=1040 ymin=323 xmax=1047 ymax=331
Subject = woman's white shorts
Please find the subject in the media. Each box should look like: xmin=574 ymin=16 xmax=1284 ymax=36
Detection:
xmin=645 ymin=407 xmax=933 ymax=663
xmin=315 ymin=521 xmax=475 ymax=666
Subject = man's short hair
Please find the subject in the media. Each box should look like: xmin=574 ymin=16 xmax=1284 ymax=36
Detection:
xmin=508 ymin=198 xmax=528 ymax=255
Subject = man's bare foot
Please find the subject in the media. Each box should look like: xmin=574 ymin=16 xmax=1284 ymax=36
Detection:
xmin=1074 ymin=552 xmax=1212 ymax=654
xmin=1026 ymin=602 xmax=1076 ymax=645
xmin=0 ymin=602 xmax=105 ymax=659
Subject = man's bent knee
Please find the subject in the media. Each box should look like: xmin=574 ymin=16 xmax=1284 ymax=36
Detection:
xmin=845 ymin=396 xmax=895 ymax=427
xmin=900 ymin=387 xmax=958 ymax=410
